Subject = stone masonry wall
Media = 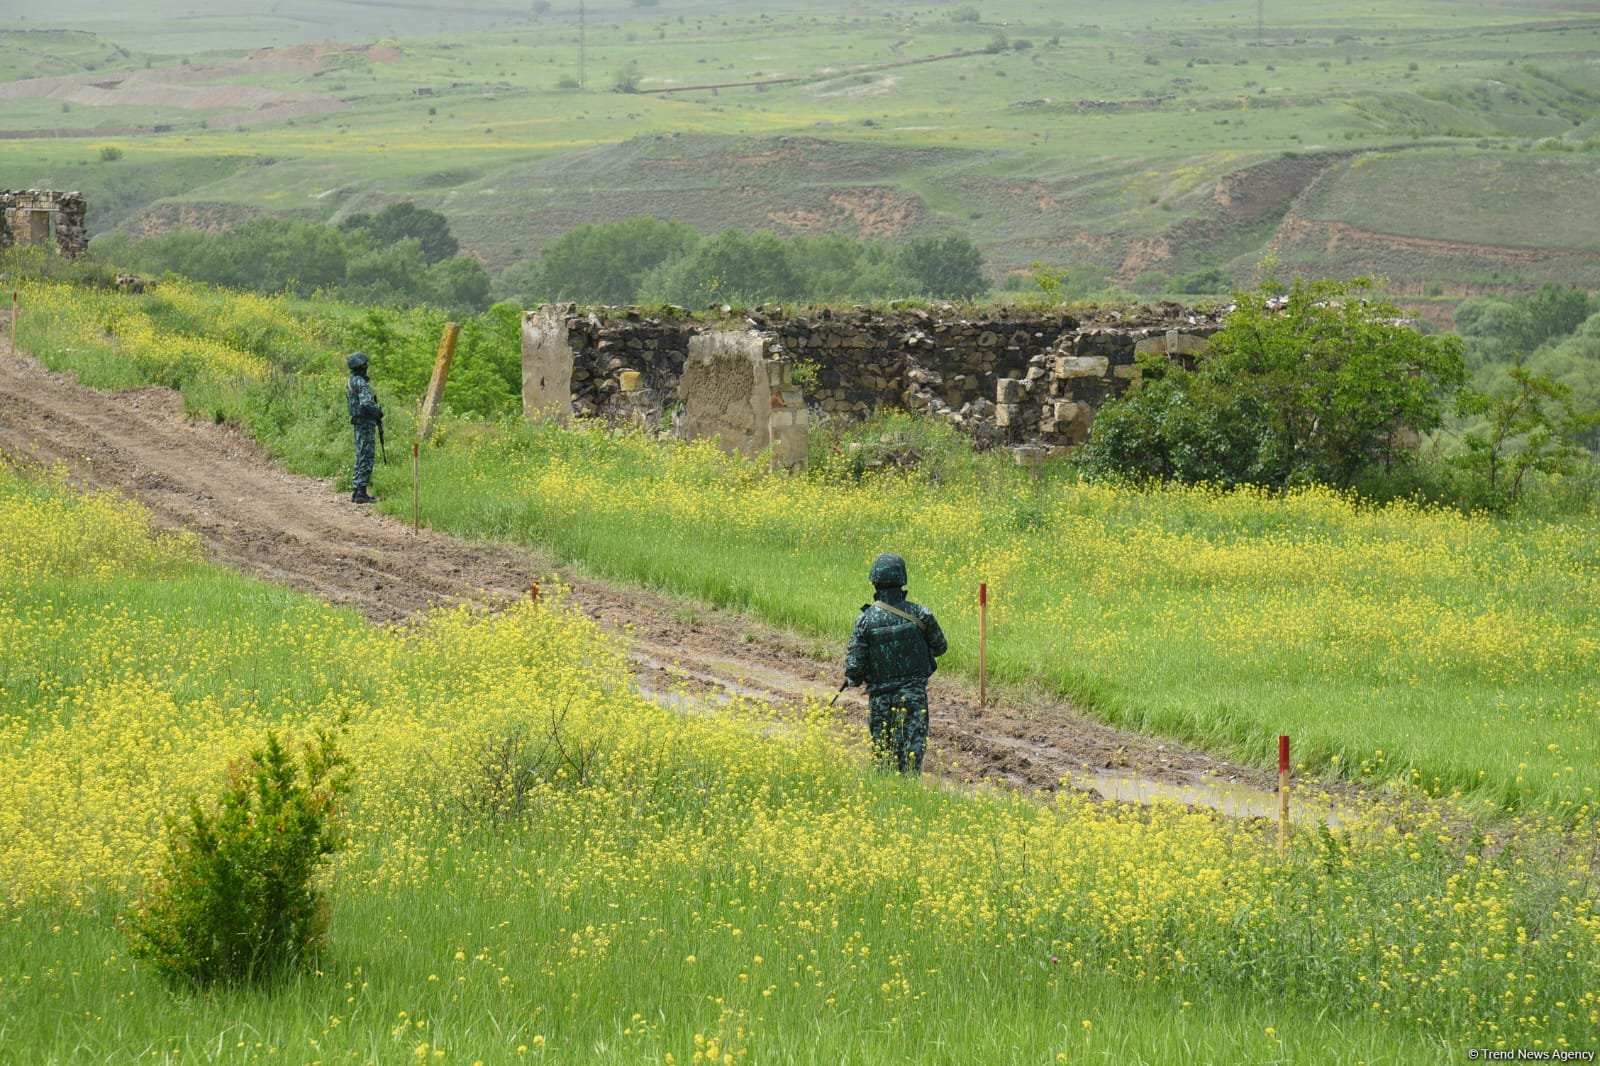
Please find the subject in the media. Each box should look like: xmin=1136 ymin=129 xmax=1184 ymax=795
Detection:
xmin=521 ymin=302 xmax=1225 ymax=454
xmin=0 ymin=190 xmax=88 ymax=259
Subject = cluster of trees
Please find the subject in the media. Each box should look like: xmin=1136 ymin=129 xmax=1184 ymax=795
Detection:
xmin=1081 ymin=278 xmax=1600 ymax=510
xmin=94 ymin=203 xmax=491 ymax=315
xmin=495 ymin=217 xmax=989 ymax=307
xmin=1450 ymin=283 xmax=1600 ymax=502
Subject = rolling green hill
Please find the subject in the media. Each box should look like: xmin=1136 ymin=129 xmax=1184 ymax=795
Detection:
xmin=3 ymin=0 xmax=1599 ymax=300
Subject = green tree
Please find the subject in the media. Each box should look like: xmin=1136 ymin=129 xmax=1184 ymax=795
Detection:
xmin=639 ymin=228 xmax=804 ymax=307
xmin=530 ymin=216 xmax=700 ymax=305
xmin=341 ymin=238 xmax=429 ymax=306
xmin=896 ymin=234 xmax=988 ymax=300
xmin=426 ymin=255 xmax=492 ymax=314
xmin=1083 ymin=278 xmax=1468 ymax=489
xmin=1454 ymin=357 xmax=1598 ymax=507
xmin=1455 ymin=284 xmax=1593 ymax=367
xmin=787 ymin=232 xmax=915 ymax=302
xmin=339 ymin=202 xmax=459 ymax=264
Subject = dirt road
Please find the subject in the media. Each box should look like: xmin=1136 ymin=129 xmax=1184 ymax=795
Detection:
xmin=0 ymin=341 xmax=1278 ymax=805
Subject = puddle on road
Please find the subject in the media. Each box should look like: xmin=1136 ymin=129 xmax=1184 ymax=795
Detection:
xmin=1082 ymin=770 xmax=1349 ymax=827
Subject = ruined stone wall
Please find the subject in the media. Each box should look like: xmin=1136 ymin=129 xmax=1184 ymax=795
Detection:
xmin=0 ymin=190 xmax=88 ymax=259
xmin=521 ymin=302 xmax=1224 ymax=455
xmin=995 ymin=325 xmax=1219 ymax=452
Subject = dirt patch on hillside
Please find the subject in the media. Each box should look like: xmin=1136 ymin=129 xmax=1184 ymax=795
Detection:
xmin=1113 ymin=153 xmax=1344 ymax=284
xmin=767 ymin=187 xmax=922 ymax=237
xmin=132 ymin=202 xmax=262 ymax=237
xmin=0 ymin=43 xmax=353 ymax=120
xmin=0 ymin=341 xmax=1288 ymax=807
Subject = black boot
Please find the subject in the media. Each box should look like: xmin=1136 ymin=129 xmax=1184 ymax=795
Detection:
xmin=352 ymin=485 xmax=376 ymax=504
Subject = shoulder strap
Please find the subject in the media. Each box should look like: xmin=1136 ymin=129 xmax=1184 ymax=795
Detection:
xmin=872 ymin=599 xmax=927 ymax=634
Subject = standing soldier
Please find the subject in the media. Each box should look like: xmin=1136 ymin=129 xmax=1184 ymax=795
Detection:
xmin=346 ymin=351 xmax=383 ymax=504
xmin=844 ymin=552 xmax=948 ymax=774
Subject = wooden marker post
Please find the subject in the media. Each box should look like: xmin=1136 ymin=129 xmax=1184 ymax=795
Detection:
xmin=1278 ymin=734 xmax=1290 ymax=856
xmin=416 ymin=322 xmax=459 ymax=443
xmin=9 ymin=291 xmax=16 ymax=353
xmin=411 ymin=441 xmax=420 ymax=534
xmin=978 ymin=582 xmax=989 ymax=707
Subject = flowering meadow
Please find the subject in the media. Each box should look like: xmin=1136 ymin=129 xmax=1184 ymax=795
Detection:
xmin=3 ymin=462 xmax=1599 ymax=1063
xmin=416 ymin=418 xmax=1600 ymax=816
xmin=14 ymin=277 xmax=1600 ymax=818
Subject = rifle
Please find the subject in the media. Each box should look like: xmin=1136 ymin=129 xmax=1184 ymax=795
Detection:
xmin=377 ymin=418 xmax=389 ymax=465
xmin=828 ymin=680 xmax=851 ymax=706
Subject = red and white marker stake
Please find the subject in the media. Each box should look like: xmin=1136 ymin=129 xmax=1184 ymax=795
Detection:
xmin=978 ymin=582 xmax=988 ymax=708
xmin=1278 ymin=734 xmax=1291 ymax=855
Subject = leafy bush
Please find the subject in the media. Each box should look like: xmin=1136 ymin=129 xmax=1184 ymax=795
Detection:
xmin=123 ymin=728 xmax=352 ymax=989
xmin=1082 ymin=278 xmax=1468 ymax=489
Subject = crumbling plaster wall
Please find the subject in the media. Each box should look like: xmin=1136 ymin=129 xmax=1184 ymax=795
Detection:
xmin=680 ymin=331 xmax=771 ymax=457
xmin=520 ymin=303 xmax=576 ymax=424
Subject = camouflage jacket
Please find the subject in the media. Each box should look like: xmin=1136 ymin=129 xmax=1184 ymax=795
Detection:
xmin=347 ymin=373 xmax=383 ymax=425
xmin=845 ymin=590 xmax=948 ymax=696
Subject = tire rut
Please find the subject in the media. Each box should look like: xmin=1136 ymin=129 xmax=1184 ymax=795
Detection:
xmin=0 ymin=343 xmax=1283 ymax=805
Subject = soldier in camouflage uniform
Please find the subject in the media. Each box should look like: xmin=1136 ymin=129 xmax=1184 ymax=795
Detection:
xmin=845 ymin=552 xmax=948 ymax=774
xmin=345 ymin=351 xmax=383 ymax=504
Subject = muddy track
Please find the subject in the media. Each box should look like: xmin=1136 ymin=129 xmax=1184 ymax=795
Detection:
xmin=0 ymin=342 xmax=1280 ymax=804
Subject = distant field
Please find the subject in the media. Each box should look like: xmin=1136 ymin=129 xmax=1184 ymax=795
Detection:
xmin=1298 ymin=149 xmax=1600 ymax=251
xmin=3 ymin=0 xmax=1600 ymax=291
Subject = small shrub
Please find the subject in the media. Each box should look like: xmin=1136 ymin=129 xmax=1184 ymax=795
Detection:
xmin=97 ymin=146 xmax=124 ymax=162
xmin=123 ymin=727 xmax=352 ymax=990
xmin=457 ymin=704 xmax=603 ymax=827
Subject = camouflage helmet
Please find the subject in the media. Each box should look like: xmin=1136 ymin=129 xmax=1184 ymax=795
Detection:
xmin=346 ymin=350 xmax=369 ymax=372
xmin=869 ymin=552 xmax=908 ymax=589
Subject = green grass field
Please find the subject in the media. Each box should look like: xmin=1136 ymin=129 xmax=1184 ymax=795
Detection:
xmin=4 ymin=0 xmax=1600 ymax=291
xmin=4 ymin=461 xmax=1596 ymax=1062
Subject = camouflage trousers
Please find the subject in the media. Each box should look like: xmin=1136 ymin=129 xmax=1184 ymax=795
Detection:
xmin=352 ymin=422 xmax=377 ymax=489
xmin=868 ymin=683 xmax=930 ymax=775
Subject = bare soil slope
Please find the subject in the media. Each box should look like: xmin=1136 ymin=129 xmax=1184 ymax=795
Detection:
xmin=0 ymin=339 xmax=1273 ymax=804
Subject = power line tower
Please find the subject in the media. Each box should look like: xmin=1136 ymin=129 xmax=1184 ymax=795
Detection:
xmin=579 ymin=0 xmax=587 ymax=89
xmin=1257 ymin=0 xmax=1264 ymax=45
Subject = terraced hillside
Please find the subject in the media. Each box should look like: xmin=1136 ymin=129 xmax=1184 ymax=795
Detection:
xmin=2 ymin=0 xmax=1599 ymax=295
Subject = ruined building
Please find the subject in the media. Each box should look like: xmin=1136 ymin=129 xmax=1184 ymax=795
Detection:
xmin=522 ymin=302 xmax=1226 ymax=467
xmin=0 ymin=190 xmax=88 ymax=259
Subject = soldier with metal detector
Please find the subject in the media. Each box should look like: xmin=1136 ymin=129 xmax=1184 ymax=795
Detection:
xmin=345 ymin=351 xmax=384 ymax=504
xmin=843 ymin=552 xmax=948 ymax=775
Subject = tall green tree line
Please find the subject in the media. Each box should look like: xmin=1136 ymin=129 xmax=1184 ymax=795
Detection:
xmin=496 ymin=217 xmax=989 ymax=307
